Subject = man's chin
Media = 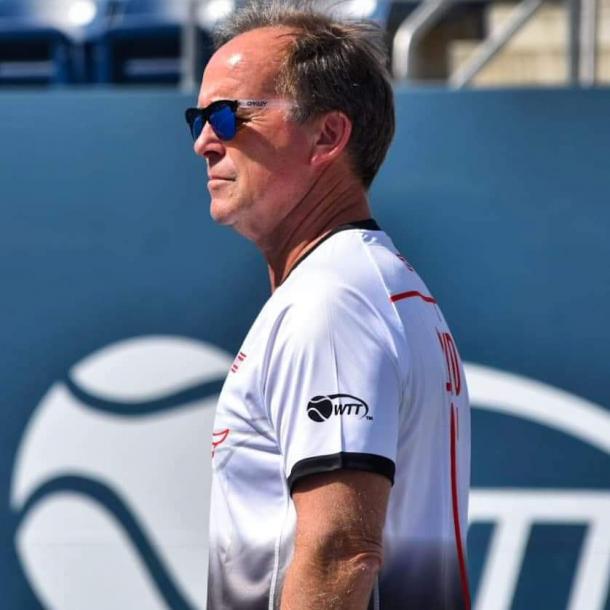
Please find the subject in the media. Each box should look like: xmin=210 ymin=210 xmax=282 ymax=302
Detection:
xmin=209 ymin=198 xmax=236 ymax=226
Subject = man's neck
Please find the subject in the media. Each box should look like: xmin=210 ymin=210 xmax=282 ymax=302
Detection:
xmin=259 ymin=171 xmax=371 ymax=291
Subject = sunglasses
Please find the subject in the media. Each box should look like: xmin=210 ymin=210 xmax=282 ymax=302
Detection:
xmin=185 ymin=99 xmax=294 ymax=142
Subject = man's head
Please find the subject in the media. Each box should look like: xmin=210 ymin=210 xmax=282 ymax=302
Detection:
xmin=214 ymin=1 xmax=395 ymax=188
xmin=193 ymin=1 xmax=395 ymax=239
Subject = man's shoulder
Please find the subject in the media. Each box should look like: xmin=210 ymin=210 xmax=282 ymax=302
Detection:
xmin=281 ymin=261 xmax=377 ymax=318
xmin=271 ymin=254 xmax=393 ymax=339
xmin=276 ymin=268 xmax=359 ymax=321
xmin=286 ymin=229 xmax=410 ymax=306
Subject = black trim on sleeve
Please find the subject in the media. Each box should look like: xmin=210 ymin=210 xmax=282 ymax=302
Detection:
xmin=287 ymin=451 xmax=395 ymax=492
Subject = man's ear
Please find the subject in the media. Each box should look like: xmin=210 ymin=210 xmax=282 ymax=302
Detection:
xmin=310 ymin=111 xmax=352 ymax=168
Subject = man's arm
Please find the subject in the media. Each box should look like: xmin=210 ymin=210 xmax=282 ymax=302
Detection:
xmin=280 ymin=469 xmax=391 ymax=610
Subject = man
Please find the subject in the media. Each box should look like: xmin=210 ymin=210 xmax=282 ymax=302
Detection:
xmin=186 ymin=3 xmax=470 ymax=609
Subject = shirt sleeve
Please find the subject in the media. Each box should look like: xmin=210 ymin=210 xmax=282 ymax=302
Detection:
xmin=263 ymin=279 xmax=402 ymax=492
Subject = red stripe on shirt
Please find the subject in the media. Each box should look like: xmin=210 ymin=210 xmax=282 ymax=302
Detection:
xmin=451 ymin=405 xmax=471 ymax=610
xmin=390 ymin=290 xmax=437 ymax=304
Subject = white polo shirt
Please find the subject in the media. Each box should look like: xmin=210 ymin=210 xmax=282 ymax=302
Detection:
xmin=207 ymin=220 xmax=471 ymax=610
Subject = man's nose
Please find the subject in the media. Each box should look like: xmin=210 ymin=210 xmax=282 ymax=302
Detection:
xmin=193 ymin=121 xmax=223 ymax=158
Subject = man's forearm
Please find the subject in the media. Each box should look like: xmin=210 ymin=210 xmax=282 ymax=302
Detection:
xmin=280 ymin=550 xmax=380 ymax=610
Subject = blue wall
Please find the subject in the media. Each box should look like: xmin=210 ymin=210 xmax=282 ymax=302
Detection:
xmin=1 ymin=88 xmax=609 ymax=610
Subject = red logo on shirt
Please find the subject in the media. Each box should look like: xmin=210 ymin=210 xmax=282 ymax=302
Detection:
xmin=396 ymin=252 xmax=415 ymax=272
xmin=230 ymin=351 xmax=247 ymax=373
xmin=212 ymin=429 xmax=230 ymax=457
xmin=437 ymin=330 xmax=462 ymax=397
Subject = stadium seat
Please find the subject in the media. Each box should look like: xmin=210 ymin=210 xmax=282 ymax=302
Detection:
xmin=93 ymin=0 xmax=216 ymax=85
xmin=0 ymin=0 xmax=110 ymax=85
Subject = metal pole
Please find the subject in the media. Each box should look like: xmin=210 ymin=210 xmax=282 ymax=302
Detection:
xmin=568 ymin=0 xmax=582 ymax=84
xmin=392 ymin=0 xmax=453 ymax=81
xmin=450 ymin=0 xmax=544 ymax=88
xmin=580 ymin=0 xmax=599 ymax=86
xmin=180 ymin=0 xmax=198 ymax=91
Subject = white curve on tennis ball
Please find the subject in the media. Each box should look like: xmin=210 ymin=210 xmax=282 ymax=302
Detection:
xmin=16 ymin=493 xmax=166 ymax=610
xmin=71 ymin=335 xmax=232 ymax=402
xmin=12 ymin=336 xmax=233 ymax=610
xmin=465 ymin=363 xmax=610 ymax=454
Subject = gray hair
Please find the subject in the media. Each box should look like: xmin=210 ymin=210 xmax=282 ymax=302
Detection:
xmin=215 ymin=1 xmax=395 ymax=189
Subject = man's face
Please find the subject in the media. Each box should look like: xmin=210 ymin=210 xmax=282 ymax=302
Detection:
xmin=194 ymin=27 xmax=315 ymax=241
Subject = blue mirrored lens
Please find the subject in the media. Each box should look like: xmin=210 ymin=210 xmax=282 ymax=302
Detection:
xmin=209 ymin=105 xmax=237 ymax=140
xmin=192 ymin=114 xmax=204 ymax=140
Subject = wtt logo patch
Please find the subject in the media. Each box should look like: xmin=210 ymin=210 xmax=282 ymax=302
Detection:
xmin=306 ymin=394 xmax=371 ymax=422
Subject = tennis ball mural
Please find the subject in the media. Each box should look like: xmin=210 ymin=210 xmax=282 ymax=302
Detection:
xmin=8 ymin=337 xmax=610 ymax=610
xmin=11 ymin=336 xmax=233 ymax=610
